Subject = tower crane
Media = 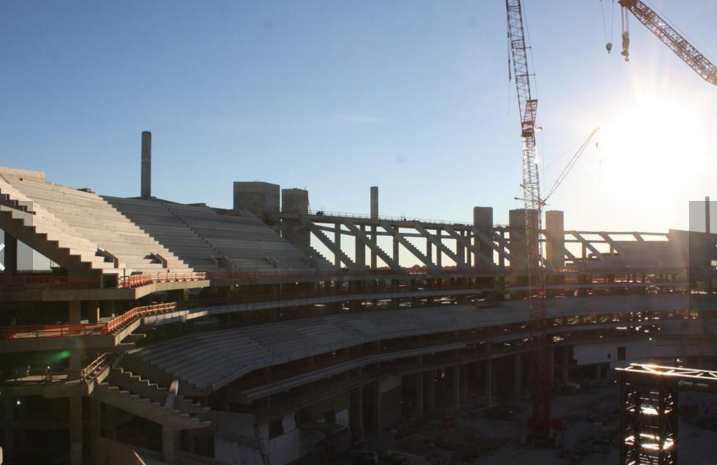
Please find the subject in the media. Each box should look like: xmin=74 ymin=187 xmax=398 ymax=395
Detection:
xmin=505 ymin=0 xmax=552 ymax=442
xmin=616 ymin=0 xmax=717 ymax=86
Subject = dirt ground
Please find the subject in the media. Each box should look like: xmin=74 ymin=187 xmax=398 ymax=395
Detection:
xmin=360 ymin=383 xmax=717 ymax=464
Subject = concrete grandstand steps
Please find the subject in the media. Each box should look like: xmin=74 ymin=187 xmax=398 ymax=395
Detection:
xmin=279 ymin=226 xmax=334 ymax=270
xmin=0 ymin=182 xmax=122 ymax=274
xmin=1 ymin=173 xmax=195 ymax=275
xmin=91 ymin=382 xmax=209 ymax=430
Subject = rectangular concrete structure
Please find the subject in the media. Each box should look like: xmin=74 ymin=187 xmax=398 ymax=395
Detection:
xmin=141 ymin=131 xmax=152 ymax=199
xmin=233 ymin=182 xmax=280 ymax=216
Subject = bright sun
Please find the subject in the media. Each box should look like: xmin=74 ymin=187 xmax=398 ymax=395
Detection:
xmin=599 ymin=94 xmax=711 ymax=193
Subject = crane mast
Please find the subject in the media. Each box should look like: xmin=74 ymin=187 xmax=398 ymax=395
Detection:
xmin=505 ymin=0 xmax=551 ymax=440
xmin=618 ymin=0 xmax=717 ymax=86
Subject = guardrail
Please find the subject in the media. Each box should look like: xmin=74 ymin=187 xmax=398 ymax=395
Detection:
xmin=118 ymin=272 xmax=207 ymax=289
xmin=0 ymin=303 xmax=178 ymax=340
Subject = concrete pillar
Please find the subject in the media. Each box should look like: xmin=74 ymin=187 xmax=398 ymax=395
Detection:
xmin=513 ymin=354 xmax=522 ymax=397
xmin=2 ymin=394 xmax=15 ymax=461
xmin=233 ymin=182 xmax=280 ymax=218
xmin=473 ymin=207 xmax=494 ymax=268
xmin=546 ymin=210 xmax=565 ymax=271
xmin=70 ymin=396 xmax=83 ymax=464
xmin=357 ymin=389 xmax=364 ymax=443
xmin=426 ymin=370 xmax=436 ymax=412
xmin=141 ymin=131 xmax=152 ymax=199
xmin=105 ymin=405 xmax=117 ymax=440
xmin=426 ymin=238 xmax=432 ymax=265
xmin=162 ymin=427 xmax=175 ymax=463
xmin=509 ymin=209 xmax=539 ymax=270
xmin=282 ymin=188 xmax=310 ymax=245
xmin=485 ymin=358 xmax=494 ymax=406
xmin=436 ymin=233 xmax=442 ymax=268
xmin=374 ymin=382 xmax=382 ymax=433
xmin=88 ymin=398 xmax=101 ymax=464
xmin=3 ymin=233 xmax=18 ymax=275
xmin=334 ymin=223 xmax=342 ymax=268
xmin=356 ymin=225 xmax=366 ymax=271
xmin=415 ymin=372 xmax=424 ymax=417
xmin=393 ymin=234 xmax=400 ymax=267
xmin=371 ymin=187 xmax=378 ymax=270
xmin=547 ymin=347 xmax=555 ymax=387
xmin=561 ymin=347 xmax=570 ymax=384
xmin=68 ymin=301 xmax=81 ymax=324
xmin=456 ymin=231 xmax=465 ymax=266
xmin=87 ymin=300 xmax=100 ymax=324
xmin=452 ymin=366 xmax=460 ymax=411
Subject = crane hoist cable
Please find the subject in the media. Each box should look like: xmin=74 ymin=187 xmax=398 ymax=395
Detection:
xmin=543 ymin=127 xmax=600 ymax=204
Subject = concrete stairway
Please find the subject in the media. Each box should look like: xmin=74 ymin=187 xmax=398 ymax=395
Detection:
xmin=92 ymin=370 xmax=209 ymax=430
xmin=343 ymin=218 xmax=403 ymax=272
xmin=301 ymin=220 xmax=356 ymax=269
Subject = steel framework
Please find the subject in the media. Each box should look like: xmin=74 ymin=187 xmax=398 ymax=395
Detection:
xmin=617 ymin=364 xmax=717 ymax=464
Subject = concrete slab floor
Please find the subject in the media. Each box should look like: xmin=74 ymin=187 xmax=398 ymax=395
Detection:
xmin=360 ymin=384 xmax=717 ymax=464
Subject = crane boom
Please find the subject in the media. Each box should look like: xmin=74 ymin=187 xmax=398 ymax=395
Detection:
xmin=505 ymin=0 xmax=552 ymax=441
xmin=619 ymin=0 xmax=717 ymax=86
xmin=543 ymin=127 xmax=600 ymax=204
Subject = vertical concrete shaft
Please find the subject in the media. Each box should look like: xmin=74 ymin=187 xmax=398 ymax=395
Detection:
xmin=87 ymin=300 xmax=100 ymax=324
xmin=70 ymin=396 xmax=83 ymax=465
xmin=707 ymin=196 xmax=711 ymax=234
xmin=393 ymin=234 xmax=400 ymax=266
xmin=282 ymin=188 xmax=310 ymax=245
xmin=546 ymin=210 xmax=565 ymax=270
xmin=485 ymin=358 xmax=494 ymax=406
xmin=452 ymin=366 xmax=461 ymax=411
xmin=509 ymin=209 xmax=539 ymax=269
xmin=141 ymin=131 xmax=152 ymax=199
xmin=426 ymin=370 xmax=436 ymax=412
xmin=356 ymin=225 xmax=366 ymax=270
xmin=415 ymin=372 xmax=424 ymax=417
xmin=374 ymin=382 xmax=382 ymax=433
xmin=162 ymin=427 xmax=175 ymax=463
xmin=2 ymin=394 xmax=15 ymax=462
xmin=370 ymin=187 xmax=378 ymax=269
xmin=334 ymin=223 xmax=342 ymax=267
xmin=357 ymin=389 xmax=364 ymax=443
xmin=3 ymin=233 xmax=18 ymax=275
xmin=513 ymin=354 xmax=522 ymax=397
xmin=473 ymin=207 xmax=494 ymax=267
xmin=88 ymin=398 xmax=101 ymax=464
xmin=436 ymin=233 xmax=442 ymax=268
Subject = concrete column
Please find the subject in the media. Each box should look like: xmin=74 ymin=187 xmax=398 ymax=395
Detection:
xmin=357 ymin=389 xmax=364 ymax=443
xmin=282 ymin=188 xmax=310 ymax=245
xmin=547 ymin=347 xmax=555 ymax=387
xmin=425 ymin=370 xmax=436 ymax=412
xmin=509 ymin=209 xmax=539 ymax=271
xmin=162 ymin=427 xmax=175 ymax=463
xmin=513 ymin=354 xmax=522 ymax=398
xmin=2 ymin=394 xmax=15 ymax=461
xmin=356 ymin=226 xmax=366 ymax=270
xmin=473 ymin=207 xmax=494 ymax=268
xmin=87 ymin=300 xmax=100 ymax=324
xmin=456 ymin=231 xmax=465 ymax=266
xmin=374 ymin=382 xmax=382 ymax=433
xmin=485 ymin=358 xmax=494 ymax=406
xmin=105 ymin=405 xmax=117 ymax=440
xmin=561 ymin=347 xmax=570 ymax=384
xmin=88 ymin=398 xmax=101 ymax=464
xmin=370 ymin=187 xmax=378 ymax=270
xmin=415 ymin=372 xmax=424 ymax=417
xmin=141 ymin=131 xmax=152 ymax=199
xmin=546 ymin=211 xmax=565 ymax=270
xmin=393 ymin=235 xmax=400 ymax=266
xmin=452 ymin=366 xmax=460 ymax=411
xmin=3 ymin=233 xmax=18 ymax=275
xmin=334 ymin=223 xmax=342 ymax=268
xmin=426 ymin=237 xmax=432 ymax=265
xmin=68 ymin=301 xmax=81 ymax=324
xmin=70 ymin=396 xmax=83 ymax=465
xmin=436 ymin=233 xmax=442 ymax=268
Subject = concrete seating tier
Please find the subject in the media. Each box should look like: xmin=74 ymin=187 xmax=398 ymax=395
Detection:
xmin=106 ymin=197 xmax=327 ymax=272
xmin=2 ymin=173 xmax=194 ymax=276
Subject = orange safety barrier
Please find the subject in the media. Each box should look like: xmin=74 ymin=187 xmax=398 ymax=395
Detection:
xmin=118 ymin=272 xmax=207 ymax=289
xmin=103 ymin=303 xmax=177 ymax=334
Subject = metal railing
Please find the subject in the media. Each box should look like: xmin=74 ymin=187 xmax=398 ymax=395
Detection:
xmin=118 ymin=272 xmax=207 ymax=289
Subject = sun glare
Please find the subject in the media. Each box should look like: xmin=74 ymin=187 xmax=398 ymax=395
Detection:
xmin=599 ymin=94 xmax=711 ymax=193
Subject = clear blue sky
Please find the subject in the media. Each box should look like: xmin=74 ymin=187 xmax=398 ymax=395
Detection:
xmin=1 ymin=0 xmax=716 ymax=233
